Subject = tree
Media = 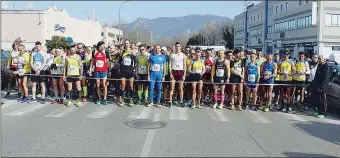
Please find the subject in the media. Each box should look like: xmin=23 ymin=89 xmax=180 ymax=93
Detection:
xmin=187 ymin=33 xmax=206 ymax=46
xmin=220 ymin=22 xmax=234 ymax=49
xmin=45 ymin=35 xmax=70 ymax=50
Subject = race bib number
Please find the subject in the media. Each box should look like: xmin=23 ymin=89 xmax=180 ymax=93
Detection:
xmin=138 ymin=65 xmax=147 ymax=74
xmin=96 ymin=60 xmax=104 ymax=68
xmin=205 ymin=66 xmax=212 ymax=72
xmin=264 ymin=71 xmax=272 ymax=76
xmin=195 ymin=69 xmax=202 ymax=74
xmin=12 ymin=58 xmax=18 ymax=65
xmin=123 ymin=57 xmax=131 ymax=66
xmin=69 ymin=66 xmax=77 ymax=73
xmin=34 ymin=62 xmax=42 ymax=69
xmin=18 ymin=69 xmax=24 ymax=76
xmin=53 ymin=68 xmax=61 ymax=74
xmin=151 ymin=64 xmax=161 ymax=72
xmin=236 ymin=67 xmax=242 ymax=74
xmin=111 ymin=62 xmax=118 ymax=69
xmin=248 ymin=74 xmax=256 ymax=82
xmin=174 ymin=63 xmax=182 ymax=70
xmin=216 ymin=69 xmax=224 ymax=77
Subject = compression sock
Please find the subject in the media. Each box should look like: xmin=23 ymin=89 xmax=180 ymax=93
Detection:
xmin=67 ymin=91 xmax=72 ymax=100
xmin=144 ymin=89 xmax=148 ymax=101
xmin=78 ymin=90 xmax=82 ymax=100
xmin=214 ymin=93 xmax=218 ymax=103
xmin=220 ymin=94 xmax=225 ymax=105
xmin=82 ymin=86 xmax=87 ymax=97
xmin=138 ymin=89 xmax=143 ymax=100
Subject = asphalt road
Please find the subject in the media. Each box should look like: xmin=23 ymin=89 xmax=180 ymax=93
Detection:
xmin=2 ymin=92 xmax=340 ymax=157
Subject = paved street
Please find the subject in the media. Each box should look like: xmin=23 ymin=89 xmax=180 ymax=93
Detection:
xmin=2 ymin=93 xmax=340 ymax=157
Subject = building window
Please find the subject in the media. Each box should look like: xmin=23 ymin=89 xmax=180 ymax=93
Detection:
xmin=101 ymin=32 xmax=104 ymax=36
xmin=276 ymin=6 xmax=278 ymax=13
xmin=281 ymin=4 xmax=283 ymax=11
xmin=258 ymin=14 xmax=260 ymax=20
xmin=268 ymin=26 xmax=272 ymax=34
xmin=286 ymin=2 xmax=288 ymax=10
xmin=299 ymin=0 xmax=302 ymax=5
xmin=331 ymin=14 xmax=339 ymax=26
xmin=261 ymin=13 xmax=263 ymax=19
xmin=306 ymin=0 xmax=308 ymax=3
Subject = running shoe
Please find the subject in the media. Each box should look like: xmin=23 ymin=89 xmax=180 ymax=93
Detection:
xmin=264 ymin=107 xmax=270 ymax=112
xmin=37 ymin=94 xmax=41 ymax=98
xmin=66 ymin=100 xmax=73 ymax=107
xmin=82 ymin=96 xmax=87 ymax=102
xmin=168 ymin=101 xmax=172 ymax=107
xmin=101 ymin=99 xmax=108 ymax=105
xmin=252 ymin=106 xmax=258 ymax=111
xmin=95 ymin=99 xmax=101 ymax=105
xmin=22 ymin=97 xmax=29 ymax=103
xmin=197 ymin=104 xmax=203 ymax=109
xmin=218 ymin=104 xmax=224 ymax=110
xmin=59 ymin=99 xmax=64 ymax=104
xmin=154 ymin=103 xmax=162 ymax=108
xmin=317 ymin=114 xmax=324 ymax=118
xmin=41 ymin=98 xmax=46 ymax=104
xmin=51 ymin=99 xmax=58 ymax=104
xmin=191 ymin=104 xmax=196 ymax=109
xmin=179 ymin=102 xmax=185 ymax=107
xmin=174 ymin=100 xmax=179 ymax=105
xmin=258 ymin=105 xmax=265 ymax=111
xmin=138 ymin=100 xmax=142 ymax=105
xmin=75 ymin=100 xmax=82 ymax=107
xmin=117 ymin=99 xmax=124 ymax=107
xmin=212 ymin=103 xmax=218 ymax=109
xmin=229 ymin=105 xmax=235 ymax=110
xmin=287 ymin=107 xmax=292 ymax=113
xmin=313 ymin=111 xmax=319 ymax=117
xmin=147 ymin=102 xmax=153 ymax=107
xmin=237 ymin=105 xmax=243 ymax=111
xmin=4 ymin=92 xmax=10 ymax=98
xmin=128 ymin=99 xmax=134 ymax=107
xmin=30 ymin=98 xmax=37 ymax=103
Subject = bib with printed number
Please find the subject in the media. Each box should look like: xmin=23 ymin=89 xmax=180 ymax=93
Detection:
xmin=195 ymin=69 xmax=202 ymax=74
xmin=69 ymin=66 xmax=77 ymax=73
xmin=265 ymin=70 xmax=272 ymax=76
xmin=248 ymin=74 xmax=256 ymax=82
xmin=236 ymin=67 xmax=242 ymax=74
xmin=151 ymin=64 xmax=161 ymax=72
xmin=123 ymin=57 xmax=131 ymax=66
xmin=96 ymin=60 xmax=104 ymax=68
xmin=18 ymin=68 xmax=24 ymax=76
xmin=111 ymin=62 xmax=119 ymax=69
xmin=12 ymin=58 xmax=18 ymax=65
xmin=138 ymin=65 xmax=147 ymax=74
xmin=216 ymin=69 xmax=225 ymax=77
xmin=34 ymin=62 xmax=42 ymax=69
xmin=52 ymin=68 xmax=62 ymax=74
xmin=205 ymin=66 xmax=212 ymax=72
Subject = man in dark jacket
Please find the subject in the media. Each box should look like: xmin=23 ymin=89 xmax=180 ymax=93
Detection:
xmin=311 ymin=55 xmax=330 ymax=118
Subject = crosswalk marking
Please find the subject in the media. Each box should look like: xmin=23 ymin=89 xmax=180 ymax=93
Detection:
xmin=86 ymin=105 xmax=117 ymax=119
xmin=1 ymin=100 xmax=19 ymax=108
xmin=247 ymin=111 xmax=271 ymax=123
xmin=206 ymin=108 xmax=219 ymax=121
xmin=128 ymin=107 xmax=151 ymax=119
xmin=278 ymin=112 xmax=307 ymax=122
xmin=177 ymin=107 xmax=189 ymax=120
xmin=6 ymin=103 xmax=49 ymax=116
xmin=169 ymin=106 xmax=177 ymax=120
xmin=323 ymin=118 xmax=340 ymax=125
xmin=45 ymin=106 xmax=78 ymax=118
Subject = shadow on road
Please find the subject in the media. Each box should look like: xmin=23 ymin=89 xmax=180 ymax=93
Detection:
xmin=282 ymin=151 xmax=337 ymax=157
xmin=292 ymin=121 xmax=340 ymax=146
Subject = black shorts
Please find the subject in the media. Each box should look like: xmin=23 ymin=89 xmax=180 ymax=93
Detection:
xmin=280 ymin=81 xmax=294 ymax=88
xmin=52 ymin=74 xmax=62 ymax=80
xmin=292 ymin=80 xmax=306 ymax=90
xmin=136 ymin=74 xmax=148 ymax=85
xmin=213 ymin=77 xmax=226 ymax=84
xmin=230 ymin=75 xmax=241 ymax=84
xmin=185 ymin=74 xmax=193 ymax=83
xmin=191 ymin=74 xmax=202 ymax=82
xmin=110 ymin=69 xmax=120 ymax=79
xmin=31 ymin=70 xmax=46 ymax=82
xmin=164 ymin=75 xmax=170 ymax=86
xmin=120 ymin=68 xmax=134 ymax=79
xmin=66 ymin=75 xmax=80 ymax=83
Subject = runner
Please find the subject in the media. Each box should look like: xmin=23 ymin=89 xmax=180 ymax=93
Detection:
xmin=162 ymin=47 xmax=171 ymax=105
xmin=78 ymin=43 xmax=90 ymax=102
xmin=90 ymin=41 xmax=109 ymax=105
xmin=278 ymin=51 xmax=295 ymax=112
xmin=108 ymin=45 xmax=121 ymax=100
xmin=292 ymin=51 xmax=310 ymax=110
xmin=229 ymin=49 xmax=245 ymax=111
xmin=211 ymin=50 xmax=230 ymax=109
xmin=136 ymin=44 xmax=149 ymax=105
xmin=117 ymin=40 xmax=137 ymax=107
xmin=305 ymin=54 xmax=318 ymax=110
xmin=244 ymin=52 xmax=260 ymax=111
xmin=168 ymin=42 xmax=187 ymax=107
xmin=15 ymin=44 xmax=30 ymax=103
xmin=5 ymin=42 xmax=20 ymax=98
xmin=184 ymin=48 xmax=196 ymax=106
xmin=188 ymin=49 xmax=205 ymax=109
xmin=30 ymin=41 xmax=47 ymax=103
xmin=147 ymin=45 xmax=166 ymax=107
xmin=202 ymin=49 xmax=214 ymax=104
xmin=50 ymin=48 xmax=65 ymax=104
xmin=273 ymin=53 xmax=281 ymax=108
xmin=259 ymin=53 xmax=277 ymax=111
xmin=63 ymin=45 xmax=83 ymax=107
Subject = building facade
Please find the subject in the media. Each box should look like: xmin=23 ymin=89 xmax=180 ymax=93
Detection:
xmin=234 ymin=1 xmax=340 ymax=58
xmin=1 ymin=5 xmax=123 ymax=50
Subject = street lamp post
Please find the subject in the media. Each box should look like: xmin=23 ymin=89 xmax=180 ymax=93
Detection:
xmin=118 ymin=1 xmax=130 ymax=44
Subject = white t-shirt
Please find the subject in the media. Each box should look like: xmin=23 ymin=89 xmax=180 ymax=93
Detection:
xmin=170 ymin=52 xmax=185 ymax=70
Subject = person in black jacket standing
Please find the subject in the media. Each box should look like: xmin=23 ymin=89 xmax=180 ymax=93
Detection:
xmin=311 ymin=55 xmax=330 ymax=118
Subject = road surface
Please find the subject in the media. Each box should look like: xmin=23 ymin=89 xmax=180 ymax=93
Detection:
xmin=2 ymin=93 xmax=340 ymax=157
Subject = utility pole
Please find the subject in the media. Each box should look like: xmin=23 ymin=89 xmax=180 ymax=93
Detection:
xmin=119 ymin=1 xmax=130 ymax=44
xmin=317 ymin=1 xmax=324 ymax=55
xmin=137 ymin=21 xmax=139 ymax=43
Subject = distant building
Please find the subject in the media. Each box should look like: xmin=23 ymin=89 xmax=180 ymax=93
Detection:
xmin=1 ymin=5 xmax=123 ymax=50
xmin=101 ymin=26 xmax=123 ymax=47
xmin=234 ymin=1 xmax=340 ymax=58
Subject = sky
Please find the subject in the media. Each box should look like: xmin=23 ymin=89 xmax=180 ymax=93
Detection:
xmin=2 ymin=1 xmax=244 ymax=24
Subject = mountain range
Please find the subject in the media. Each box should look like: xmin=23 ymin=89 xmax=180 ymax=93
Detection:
xmin=117 ymin=14 xmax=232 ymax=38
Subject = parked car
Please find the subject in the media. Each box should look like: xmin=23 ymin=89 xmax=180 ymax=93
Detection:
xmin=326 ymin=61 xmax=340 ymax=109
xmin=1 ymin=50 xmax=10 ymax=89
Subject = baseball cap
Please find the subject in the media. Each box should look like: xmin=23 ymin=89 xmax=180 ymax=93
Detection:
xmin=161 ymin=47 xmax=167 ymax=51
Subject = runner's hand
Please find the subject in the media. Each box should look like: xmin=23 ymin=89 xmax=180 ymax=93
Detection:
xmin=226 ymin=79 xmax=229 ymax=84
xmin=148 ymin=76 xmax=150 ymax=81
xmin=211 ymin=78 xmax=214 ymax=83
xmin=170 ymin=75 xmax=174 ymax=80
xmin=63 ymin=76 xmax=66 ymax=81
xmin=241 ymin=79 xmax=244 ymax=83
xmin=162 ymin=76 xmax=165 ymax=82
xmin=182 ymin=76 xmax=186 ymax=81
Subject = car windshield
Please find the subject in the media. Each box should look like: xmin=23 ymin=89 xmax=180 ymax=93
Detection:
xmin=1 ymin=51 xmax=10 ymax=59
xmin=330 ymin=65 xmax=340 ymax=85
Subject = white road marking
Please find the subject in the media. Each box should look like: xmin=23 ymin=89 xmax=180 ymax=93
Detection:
xmin=177 ymin=107 xmax=189 ymax=120
xmin=6 ymin=103 xmax=49 ymax=116
xmin=128 ymin=107 xmax=151 ymax=119
xmin=213 ymin=109 xmax=229 ymax=122
xmin=86 ymin=106 xmax=117 ymax=118
xmin=140 ymin=113 xmax=161 ymax=157
xmin=323 ymin=118 xmax=340 ymax=125
xmin=45 ymin=106 xmax=78 ymax=118
xmin=1 ymin=100 xmax=20 ymax=108
xmin=206 ymin=108 xmax=218 ymax=121
xmin=248 ymin=111 xmax=271 ymax=123
xmin=279 ymin=112 xmax=307 ymax=122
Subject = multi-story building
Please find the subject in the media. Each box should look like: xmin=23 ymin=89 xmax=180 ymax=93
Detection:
xmin=1 ymin=5 xmax=123 ymax=50
xmin=234 ymin=1 xmax=340 ymax=58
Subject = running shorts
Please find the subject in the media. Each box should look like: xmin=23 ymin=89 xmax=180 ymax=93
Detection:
xmin=136 ymin=74 xmax=148 ymax=85
xmin=171 ymin=70 xmax=184 ymax=81
xmin=120 ymin=67 xmax=134 ymax=79
xmin=66 ymin=75 xmax=80 ymax=83
xmin=31 ymin=70 xmax=46 ymax=82
xmin=94 ymin=71 xmax=108 ymax=79
xmin=191 ymin=74 xmax=202 ymax=82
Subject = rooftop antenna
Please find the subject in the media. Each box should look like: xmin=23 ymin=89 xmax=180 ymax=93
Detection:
xmin=1 ymin=1 xmax=8 ymax=10
xmin=27 ymin=2 xmax=34 ymax=10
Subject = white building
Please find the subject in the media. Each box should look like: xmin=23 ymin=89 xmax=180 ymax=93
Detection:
xmin=101 ymin=26 xmax=123 ymax=47
xmin=1 ymin=5 xmax=123 ymax=50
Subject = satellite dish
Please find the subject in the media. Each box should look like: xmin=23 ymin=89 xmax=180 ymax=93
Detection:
xmin=27 ymin=2 xmax=34 ymax=10
xmin=1 ymin=1 xmax=8 ymax=9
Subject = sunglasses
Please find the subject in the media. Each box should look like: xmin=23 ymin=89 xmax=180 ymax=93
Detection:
xmin=124 ymin=43 xmax=129 ymax=44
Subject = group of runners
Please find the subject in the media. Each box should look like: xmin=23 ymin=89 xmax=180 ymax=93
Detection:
xmin=4 ymin=39 xmax=326 ymax=117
